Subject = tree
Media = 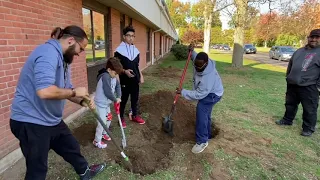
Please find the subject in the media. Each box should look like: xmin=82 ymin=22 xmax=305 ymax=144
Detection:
xmin=223 ymin=29 xmax=235 ymax=45
xmin=191 ymin=1 xmax=222 ymax=29
xmin=275 ymin=34 xmax=299 ymax=46
xmin=166 ymin=0 xmax=190 ymax=29
xmin=231 ymin=0 xmax=249 ymax=68
xmin=181 ymin=27 xmax=204 ymax=45
xmin=283 ymin=0 xmax=320 ymax=46
xmin=256 ymin=12 xmax=279 ymax=47
xmin=93 ymin=11 xmax=104 ymax=41
xmin=228 ymin=6 xmax=259 ymax=30
xmin=203 ymin=0 xmax=216 ymax=53
xmin=211 ymin=26 xmax=223 ymax=44
xmin=244 ymin=28 xmax=255 ymax=44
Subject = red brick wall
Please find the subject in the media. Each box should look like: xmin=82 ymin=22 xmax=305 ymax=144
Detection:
xmin=0 ymin=0 xmax=86 ymax=159
xmin=110 ymin=8 xmax=121 ymax=55
xmin=132 ymin=19 xmax=147 ymax=69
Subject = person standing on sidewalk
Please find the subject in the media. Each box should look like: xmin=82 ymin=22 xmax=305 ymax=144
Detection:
xmin=276 ymin=29 xmax=320 ymax=137
xmin=176 ymin=44 xmax=224 ymax=154
xmin=10 ymin=26 xmax=105 ymax=180
xmin=114 ymin=26 xmax=145 ymax=128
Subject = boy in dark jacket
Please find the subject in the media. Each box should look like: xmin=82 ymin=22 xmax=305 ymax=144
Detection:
xmin=114 ymin=26 xmax=145 ymax=128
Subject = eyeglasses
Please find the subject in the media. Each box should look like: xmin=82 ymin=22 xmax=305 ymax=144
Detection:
xmin=125 ymin=34 xmax=135 ymax=38
xmin=75 ymin=40 xmax=84 ymax=53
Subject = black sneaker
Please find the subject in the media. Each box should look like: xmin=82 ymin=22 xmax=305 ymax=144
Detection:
xmin=301 ymin=130 xmax=313 ymax=137
xmin=80 ymin=163 xmax=106 ymax=180
xmin=275 ymin=120 xmax=292 ymax=126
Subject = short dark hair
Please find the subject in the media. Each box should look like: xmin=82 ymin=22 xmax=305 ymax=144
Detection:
xmin=123 ymin=26 xmax=135 ymax=35
xmin=195 ymin=52 xmax=209 ymax=62
xmin=51 ymin=25 xmax=88 ymax=42
xmin=106 ymin=57 xmax=123 ymax=74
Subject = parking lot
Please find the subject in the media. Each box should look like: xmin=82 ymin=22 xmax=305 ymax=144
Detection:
xmin=244 ymin=52 xmax=289 ymax=67
xmin=216 ymin=50 xmax=289 ymax=68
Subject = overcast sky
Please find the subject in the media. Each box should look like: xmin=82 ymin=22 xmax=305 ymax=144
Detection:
xmin=179 ymin=0 xmax=274 ymax=30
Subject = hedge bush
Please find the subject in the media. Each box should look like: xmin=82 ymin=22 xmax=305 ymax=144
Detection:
xmin=171 ymin=44 xmax=188 ymax=60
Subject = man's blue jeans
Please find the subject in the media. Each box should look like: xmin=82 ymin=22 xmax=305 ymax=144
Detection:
xmin=196 ymin=93 xmax=221 ymax=144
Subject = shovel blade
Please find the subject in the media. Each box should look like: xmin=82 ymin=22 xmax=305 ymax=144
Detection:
xmin=122 ymin=139 xmax=127 ymax=149
xmin=162 ymin=116 xmax=174 ymax=136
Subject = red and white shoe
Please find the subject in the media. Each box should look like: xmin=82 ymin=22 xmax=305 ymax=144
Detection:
xmin=93 ymin=140 xmax=107 ymax=149
xmin=132 ymin=115 xmax=145 ymax=125
xmin=102 ymin=134 xmax=111 ymax=141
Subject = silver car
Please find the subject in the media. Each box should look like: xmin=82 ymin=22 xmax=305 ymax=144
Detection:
xmin=269 ymin=46 xmax=296 ymax=61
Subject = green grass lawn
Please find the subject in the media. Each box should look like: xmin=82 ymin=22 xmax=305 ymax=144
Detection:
xmin=86 ymin=51 xmax=106 ymax=62
xmin=39 ymin=49 xmax=320 ymax=179
xmin=85 ymin=44 xmax=106 ymax=62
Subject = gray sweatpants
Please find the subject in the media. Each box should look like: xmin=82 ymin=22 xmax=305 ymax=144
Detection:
xmin=94 ymin=104 xmax=111 ymax=142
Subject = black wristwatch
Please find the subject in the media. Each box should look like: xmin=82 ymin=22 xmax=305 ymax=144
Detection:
xmin=80 ymin=99 xmax=85 ymax=106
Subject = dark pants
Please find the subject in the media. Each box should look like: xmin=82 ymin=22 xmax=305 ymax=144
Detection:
xmin=120 ymin=82 xmax=139 ymax=118
xmin=10 ymin=119 xmax=88 ymax=180
xmin=282 ymin=84 xmax=319 ymax=132
xmin=196 ymin=93 xmax=221 ymax=144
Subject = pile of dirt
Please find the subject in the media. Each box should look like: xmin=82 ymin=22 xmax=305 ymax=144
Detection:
xmin=144 ymin=66 xmax=182 ymax=79
xmin=72 ymin=90 xmax=219 ymax=175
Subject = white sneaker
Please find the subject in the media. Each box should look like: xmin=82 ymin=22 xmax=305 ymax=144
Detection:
xmin=191 ymin=142 xmax=208 ymax=154
xmin=93 ymin=140 xmax=107 ymax=149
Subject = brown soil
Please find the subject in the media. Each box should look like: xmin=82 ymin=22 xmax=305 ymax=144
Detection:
xmin=144 ymin=66 xmax=182 ymax=79
xmin=72 ymin=90 xmax=219 ymax=175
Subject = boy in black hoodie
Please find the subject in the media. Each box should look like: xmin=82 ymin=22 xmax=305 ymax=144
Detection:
xmin=114 ymin=26 xmax=145 ymax=128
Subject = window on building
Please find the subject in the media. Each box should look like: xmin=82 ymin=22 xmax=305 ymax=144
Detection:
xmin=82 ymin=8 xmax=107 ymax=63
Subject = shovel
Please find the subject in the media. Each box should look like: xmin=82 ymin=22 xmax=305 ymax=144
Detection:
xmin=162 ymin=50 xmax=192 ymax=136
xmin=83 ymin=96 xmax=133 ymax=172
xmin=114 ymin=102 xmax=127 ymax=149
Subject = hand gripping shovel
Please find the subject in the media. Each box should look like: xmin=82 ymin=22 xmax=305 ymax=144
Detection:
xmin=162 ymin=50 xmax=192 ymax=136
xmin=114 ymin=102 xmax=127 ymax=149
xmin=83 ymin=97 xmax=133 ymax=172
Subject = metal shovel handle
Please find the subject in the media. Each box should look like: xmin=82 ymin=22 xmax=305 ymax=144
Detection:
xmin=114 ymin=102 xmax=127 ymax=149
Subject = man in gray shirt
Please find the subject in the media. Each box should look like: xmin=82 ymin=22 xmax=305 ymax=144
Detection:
xmin=276 ymin=29 xmax=320 ymax=137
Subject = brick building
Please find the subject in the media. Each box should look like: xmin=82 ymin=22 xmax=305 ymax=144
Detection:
xmin=0 ymin=0 xmax=177 ymax=172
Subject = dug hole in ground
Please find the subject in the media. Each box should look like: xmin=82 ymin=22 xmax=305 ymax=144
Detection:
xmin=1 ymin=65 xmax=277 ymax=180
xmin=73 ymin=90 xmax=220 ymax=176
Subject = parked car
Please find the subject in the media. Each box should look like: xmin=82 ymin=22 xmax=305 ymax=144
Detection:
xmin=269 ymin=46 xmax=296 ymax=61
xmin=223 ymin=45 xmax=231 ymax=51
xmin=243 ymin=44 xmax=257 ymax=54
xmin=211 ymin=45 xmax=218 ymax=49
xmin=95 ymin=40 xmax=105 ymax=50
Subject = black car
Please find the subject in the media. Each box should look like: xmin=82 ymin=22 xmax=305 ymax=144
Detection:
xmin=243 ymin=44 xmax=257 ymax=54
